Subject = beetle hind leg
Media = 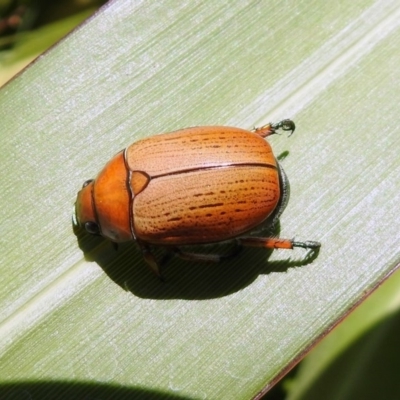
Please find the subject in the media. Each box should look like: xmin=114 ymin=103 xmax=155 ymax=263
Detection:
xmin=238 ymin=236 xmax=321 ymax=250
xmin=172 ymin=240 xmax=243 ymax=263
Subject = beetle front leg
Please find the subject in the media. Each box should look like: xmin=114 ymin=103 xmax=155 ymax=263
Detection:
xmin=238 ymin=237 xmax=321 ymax=250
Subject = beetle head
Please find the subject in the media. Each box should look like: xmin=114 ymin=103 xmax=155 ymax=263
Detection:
xmin=73 ymin=178 xmax=100 ymax=235
xmin=73 ymin=151 xmax=133 ymax=242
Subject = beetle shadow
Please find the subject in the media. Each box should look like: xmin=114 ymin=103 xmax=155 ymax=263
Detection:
xmin=74 ymin=222 xmax=320 ymax=300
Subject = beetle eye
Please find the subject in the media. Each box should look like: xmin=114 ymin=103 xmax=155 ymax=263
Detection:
xmin=82 ymin=179 xmax=94 ymax=188
xmin=84 ymin=221 xmax=100 ymax=235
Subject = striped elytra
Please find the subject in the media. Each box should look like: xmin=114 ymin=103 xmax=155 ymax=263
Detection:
xmin=125 ymin=126 xmax=279 ymax=244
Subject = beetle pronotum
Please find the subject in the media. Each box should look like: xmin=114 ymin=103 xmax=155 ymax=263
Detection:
xmin=73 ymin=120 xmax=320 ymax=279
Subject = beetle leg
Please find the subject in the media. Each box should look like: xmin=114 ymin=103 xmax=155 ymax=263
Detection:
xmin=252 ymin=119 xmax=296 ymax=138
xmin=137 ymin=241 xmax=165 ymax=281
xmin=238 ymin=237 xmax=321 ymax=250
xmin=172 ymin=240 xmax=243 ymax=263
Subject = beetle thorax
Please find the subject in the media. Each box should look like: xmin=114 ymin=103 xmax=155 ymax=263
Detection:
xmin=75 ymin=151 xmax=133 ymax=242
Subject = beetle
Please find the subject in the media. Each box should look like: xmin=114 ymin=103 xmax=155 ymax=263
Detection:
xmin=73 ymin=119 xmax=320 ymax=279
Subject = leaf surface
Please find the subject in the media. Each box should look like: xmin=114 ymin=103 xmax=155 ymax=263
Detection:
xmin=0 ymin=1 xmax=399 ymax=399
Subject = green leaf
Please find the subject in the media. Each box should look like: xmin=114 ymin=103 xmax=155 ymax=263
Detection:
xmin=0 ymin=1 xmax=399 ymax=399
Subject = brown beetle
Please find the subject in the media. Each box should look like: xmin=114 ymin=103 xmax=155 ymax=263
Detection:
xmin=73 ymin=120 xmax=320 ymax=278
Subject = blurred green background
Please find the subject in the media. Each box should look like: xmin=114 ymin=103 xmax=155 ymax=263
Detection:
xmin=0 ymin=0 xmax=106 ymax=86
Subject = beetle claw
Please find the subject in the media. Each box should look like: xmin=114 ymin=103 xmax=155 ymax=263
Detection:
xmin=270 ymin=119 xmax=296 ymax=136
xmin=292 ymin=240 xmax=321 ymax=249
xmin=253 ymin=119 xmax=295 ymax=137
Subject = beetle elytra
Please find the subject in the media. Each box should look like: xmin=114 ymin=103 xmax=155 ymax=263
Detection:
xmin=73 ymin=120 xmax=320 ymax=279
